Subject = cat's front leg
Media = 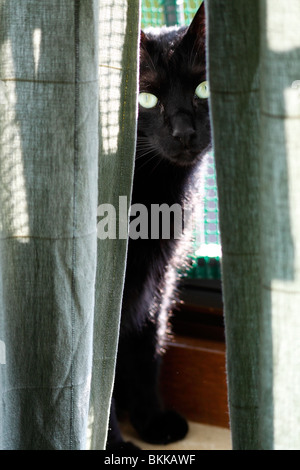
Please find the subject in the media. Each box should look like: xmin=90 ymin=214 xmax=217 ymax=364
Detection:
xmin=115 ymin=319 xmax=189 ymax=445
xmin=106 ymin=398 xmax=140 ymax=450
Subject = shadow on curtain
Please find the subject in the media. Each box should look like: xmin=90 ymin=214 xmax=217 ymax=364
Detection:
xmin=208 ymin=0 xmax=300 ymax=450
xmin=88 ymin=0 xmax=140 ymax=450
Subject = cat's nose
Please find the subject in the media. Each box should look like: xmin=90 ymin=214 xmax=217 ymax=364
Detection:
xmin=172 ymin=126 xmax=196 ymax=147
xmin=171 ymin=114 xmax=196 ymax=147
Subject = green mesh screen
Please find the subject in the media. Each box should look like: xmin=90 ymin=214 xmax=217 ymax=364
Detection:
xmin=141 ymin=0 xmax=202 ymax=28
xmin=183 ymin=0 xmax=203 ymax=24
xmin=141 ymin=0 xmax=164 ymax=28
xmin=141 ymin=0 xmax=221 ymax=280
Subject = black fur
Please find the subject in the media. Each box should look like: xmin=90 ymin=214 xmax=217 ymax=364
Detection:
xmin=106 ymin=3 xmax=211 ymax=450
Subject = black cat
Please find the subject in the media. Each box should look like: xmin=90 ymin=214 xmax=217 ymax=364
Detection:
xmin=107 ymin=3 xmax=211 ymax=450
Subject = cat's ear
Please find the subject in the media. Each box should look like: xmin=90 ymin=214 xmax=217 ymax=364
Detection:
xmin=140 ymin=30 xmax=147 ymax=45
xmin=140 ymin=30 xmax=149 ymax=57
xmin=180 ymin=1 xmax=206 ymax=52
xmin=187 ymin=1 xmax=206 ymax=40
xmin=140 ymin=30 xmax=150 ymax=65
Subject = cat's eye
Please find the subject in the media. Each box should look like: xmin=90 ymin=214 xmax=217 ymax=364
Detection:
xmin=195 ymin=81 xmax=209 ymax=99
xmin=138 ymin=92 xmax=158 ymax=109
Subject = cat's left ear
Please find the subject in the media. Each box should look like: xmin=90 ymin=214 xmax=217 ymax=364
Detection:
xmin=188 ymin=1 xmax=206 ymax=39
xmin=180 ymin=1 xmax=206 ymax=51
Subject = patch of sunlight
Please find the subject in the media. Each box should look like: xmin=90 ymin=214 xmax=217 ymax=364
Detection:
xmin=99 ymin=0 xmax=128 ymax=155
xmin=0 ymin=39 xmax=30 ymax=243
xmin=33 ymin=28 xmax=42 ymax=76
xmin=266 ymin=0 xmax=300 ymax=52
xmin=195 ymin=243 xmax=222 ymax=259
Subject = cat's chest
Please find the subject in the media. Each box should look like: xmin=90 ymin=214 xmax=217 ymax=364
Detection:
xmin=132 ymin=161 xmax=188 ymax=208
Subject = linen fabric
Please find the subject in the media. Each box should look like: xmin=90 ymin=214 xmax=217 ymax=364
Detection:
xmin=208 ymin=0 xmax=300 ymax=450
xmin=0 ymin=0 xmax=139 ymax=450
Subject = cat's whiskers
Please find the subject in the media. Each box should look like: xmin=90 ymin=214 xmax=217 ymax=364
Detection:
xmin=136 ymin=150 xmax=161 ymax=171
xmin=136 ymin=146 xmax=159 ymax=161
xmin=149 ymin=155 xmax=164 ymax=176
xmin=136 ymin=142 xmax=154 ymax=149
xmin=136 ymin=142 xmax=157 ymax=155
xmin=136 ymin=136 xmax=152 ymax=142
xmin=136 ymin=138 xmax=158 ymax=159
xmin=136 ymin=148 xmax=157 ymax=160
xmin=136 ymin=142 xmax=153 ymax=147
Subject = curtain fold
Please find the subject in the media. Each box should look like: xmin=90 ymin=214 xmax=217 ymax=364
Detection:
xmin=88 ymin=0 xmax=140 ymax=450
xmin=207 ymin=0 xmax=261 ymax=449
xmin=0 ymin=0 xmax=139 ymax=450
xmin=208 ymin=0 xmax=300 ymax=450
xmin=259 ymin=0 xmax=300 ymax=450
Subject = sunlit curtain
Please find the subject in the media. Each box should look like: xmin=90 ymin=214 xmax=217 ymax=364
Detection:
xmin=0 ymin=0 xmax=139 ymax=450
xmin=89 ymin=0 xmax=140 ymax=450
xmin=208 ymin=0 xmax=300 ymax=450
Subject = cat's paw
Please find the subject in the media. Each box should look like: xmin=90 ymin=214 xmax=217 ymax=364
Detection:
xmin=106 ymin=440 xmax=140 ymax=451
xmin=137 ymin=410 xmax=188 ymax=445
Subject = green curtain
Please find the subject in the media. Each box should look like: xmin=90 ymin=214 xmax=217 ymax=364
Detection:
xmin=0 ymin=0 xmax=139 ymax=450
xmin=208 ymin=0 xmax=300 ymax=450
xmin=88 ymin=0 xmax=140 ymax=450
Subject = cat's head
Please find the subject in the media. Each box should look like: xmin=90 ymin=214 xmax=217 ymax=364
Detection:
xmin=138 ymin=2 xmax=211 ymax=167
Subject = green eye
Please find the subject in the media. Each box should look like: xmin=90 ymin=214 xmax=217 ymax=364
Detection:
xmin=138 ymin=92 xmax=158 ymax=109
xmin=195 ymin=81 xmax=209 ymax=99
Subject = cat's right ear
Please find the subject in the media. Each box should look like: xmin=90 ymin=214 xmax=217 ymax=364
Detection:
xmin=140 ymin=30 xmax=147 ymax=45
xmin=140 ymin=31 xmax=148 ymax=57
xmin=140 ymin=30 xmax=150 ymax=64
